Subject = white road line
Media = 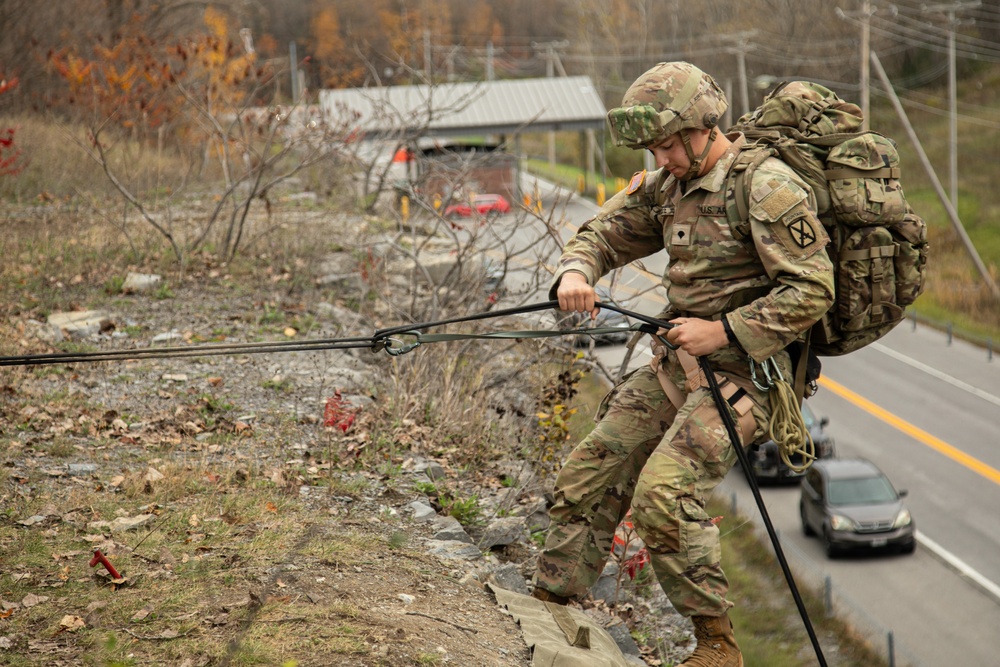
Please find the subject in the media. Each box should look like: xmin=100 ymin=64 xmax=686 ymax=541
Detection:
xmin=871 ymin=342 xmax=1000 ymax=408
xmin=916 ymin=530 xmax=1000 ymax=605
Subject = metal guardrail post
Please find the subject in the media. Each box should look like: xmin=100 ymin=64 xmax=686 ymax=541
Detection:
xmin=824 ymin=576 xmax=833 ymax=616
xmin=888 ymin=630 xmax=896 ymax=667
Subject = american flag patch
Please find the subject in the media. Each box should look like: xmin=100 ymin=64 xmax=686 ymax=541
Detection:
xmin=626 ymin=170 xmax=646 ymax=195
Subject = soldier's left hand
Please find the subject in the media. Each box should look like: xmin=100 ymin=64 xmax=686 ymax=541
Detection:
xmin=665 ymin=317 xmax=728 ymax=357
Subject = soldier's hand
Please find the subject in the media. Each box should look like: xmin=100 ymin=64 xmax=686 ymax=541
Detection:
xmin=666 ymin=317 xmax=728 ymax=357
xmin=557 ymin=272 xmax=599 ymax=319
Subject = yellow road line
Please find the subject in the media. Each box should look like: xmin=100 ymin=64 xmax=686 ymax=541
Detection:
xmin=819 ymin=376 xmax=1000 ymax=486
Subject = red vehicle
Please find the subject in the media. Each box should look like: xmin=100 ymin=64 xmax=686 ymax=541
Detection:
xmin=443 ymin=194 xmax=512 ymax=219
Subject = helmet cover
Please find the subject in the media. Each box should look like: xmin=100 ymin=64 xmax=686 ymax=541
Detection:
xmin=608 ymin=62 xmax=728 ymax=148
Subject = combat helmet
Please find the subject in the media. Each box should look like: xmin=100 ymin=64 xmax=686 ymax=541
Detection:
xmin=607 ymin=62 xmax=728 ymax=180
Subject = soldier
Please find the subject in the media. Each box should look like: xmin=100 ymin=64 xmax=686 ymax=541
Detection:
xmin=531 ymin=62 xmax=835 ymax=666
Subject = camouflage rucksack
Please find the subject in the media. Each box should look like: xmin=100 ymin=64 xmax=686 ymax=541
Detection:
xmin=726 ymin=81 xmax=929 ymax=356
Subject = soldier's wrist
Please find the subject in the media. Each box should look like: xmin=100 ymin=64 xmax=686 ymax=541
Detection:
xmin=722 ymin=316 xmax=745 ymax=352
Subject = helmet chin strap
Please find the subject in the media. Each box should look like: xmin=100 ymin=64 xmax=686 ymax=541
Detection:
xmin=678 ymin=127 xmax=719 ymax=181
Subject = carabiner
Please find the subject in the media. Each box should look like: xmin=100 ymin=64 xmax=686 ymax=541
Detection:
xmin=381 ymin=334 xmax=422 ymax=357
xmin=749 ymin=357 xmax=784 ymax=391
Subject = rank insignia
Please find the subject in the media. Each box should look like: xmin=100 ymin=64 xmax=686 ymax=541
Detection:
xmin=626 ymin=170 xmax=646 ymax=195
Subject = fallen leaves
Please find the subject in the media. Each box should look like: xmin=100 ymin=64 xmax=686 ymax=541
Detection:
xmin=58 ymin=615 xmax=86 ymax=632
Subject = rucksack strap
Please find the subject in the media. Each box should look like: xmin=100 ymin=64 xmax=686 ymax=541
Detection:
xmin=825 ymin=166 xmax=900 ymax=180
xmin=725 ymin=146 xmax=775 ymax=248
xmin=793 ymin=327 xmax=812 ymax=406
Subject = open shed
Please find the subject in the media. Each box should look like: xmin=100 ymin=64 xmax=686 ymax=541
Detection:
xmin=319 ymin=76 xmax=609 ymax=201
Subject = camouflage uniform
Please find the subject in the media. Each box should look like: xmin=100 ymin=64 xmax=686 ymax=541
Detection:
xmin=534 ymin=97 xmax=835 ymax=617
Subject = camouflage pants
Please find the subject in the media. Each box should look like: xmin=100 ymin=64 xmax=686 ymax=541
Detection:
xmin=534 ymin=348 xmax=782 ymax=617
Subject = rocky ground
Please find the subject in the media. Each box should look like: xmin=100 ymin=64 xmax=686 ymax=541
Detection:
xmin=0 ymin=217 xmax=698 ymax=666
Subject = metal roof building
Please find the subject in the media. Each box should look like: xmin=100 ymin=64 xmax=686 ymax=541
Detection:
xmin=318 ymin=76 xmax=608 ymax=139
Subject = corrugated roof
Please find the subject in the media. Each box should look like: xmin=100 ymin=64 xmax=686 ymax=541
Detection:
xmin=319 ymin=76 xmax=607 ymax=138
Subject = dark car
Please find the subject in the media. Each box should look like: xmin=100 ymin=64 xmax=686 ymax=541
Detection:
xmin=750 ymin=401 xmax=835 ymax=483
xmin=799 ymin=458 xmax=916 ymax=558
xmin=553 ymin=286 xmax=631 ymax=346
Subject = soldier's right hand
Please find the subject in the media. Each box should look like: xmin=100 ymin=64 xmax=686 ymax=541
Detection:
xmin=557 ymin=272 xmax=599 ymax=319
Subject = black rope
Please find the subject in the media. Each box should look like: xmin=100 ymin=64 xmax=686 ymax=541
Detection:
xmin=0 ymin=301 xmax=674 ymax=368
xmin=698 ymin=355 xmax=828 ymax=667
xmin=0 ymin=337 xmax=377 ymax=367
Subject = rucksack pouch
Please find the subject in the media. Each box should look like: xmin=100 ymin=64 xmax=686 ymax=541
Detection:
xmin=825 ymin=133 xmax=907 ymax=227
xmin=835 ymin=225 xmax=902 ymax=333
xmin=892 ymin=211 xmax=929 ymax=307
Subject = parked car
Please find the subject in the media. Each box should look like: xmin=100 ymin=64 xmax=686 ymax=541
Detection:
xmin=799 ymin=458 xmax=916 ymax=558
xmin=553 ymin=286 xmax=631 ymax=346
xmin=443 ymin=194 xmax=512 ymax=219
xmin=749 ymin=401 xmax=835 ymax=483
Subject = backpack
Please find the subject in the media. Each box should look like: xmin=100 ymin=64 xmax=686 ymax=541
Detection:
xmin=725 ymin=81 xmax=929 ymax=357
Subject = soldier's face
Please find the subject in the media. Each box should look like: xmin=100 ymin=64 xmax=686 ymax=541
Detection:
xmin=648 ymin=129 xmax=710 ymax=178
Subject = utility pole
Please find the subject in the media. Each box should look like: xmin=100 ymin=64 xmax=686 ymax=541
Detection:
xmin=835 ymin=2 xmax=880 ymax=129
xmin=289 ymin=41 xmax=299 ymax=102
xmin=923 ymin=1 xmax=979 ymax=208
xmin=721 ymin=31 xmax=756 ymax=117
xmin=533 ymin=41 xmax=569 ymax=167
xmin=860 ymin=0 xmax=871 ymax=128
xmin=871 ymin=51 xmax=1000 ymax=301
xmin=423 ymin=30 xmax=432 ymax=82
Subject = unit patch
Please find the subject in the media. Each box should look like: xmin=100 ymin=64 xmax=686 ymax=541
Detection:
xmin=785 ymin=216 xmax=818 ymax=248
xmin=626 ymin=170 xmax=647 ymax=195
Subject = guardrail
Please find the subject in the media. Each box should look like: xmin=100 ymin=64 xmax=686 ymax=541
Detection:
xmin=906 ymin=310 xmax=995 ymax=362
xmin=726 ymin=492 xmax=926 ymax=667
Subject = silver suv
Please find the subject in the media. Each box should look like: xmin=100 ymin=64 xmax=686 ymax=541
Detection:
xmin=800 ymin=458 xmax=916 ymax=558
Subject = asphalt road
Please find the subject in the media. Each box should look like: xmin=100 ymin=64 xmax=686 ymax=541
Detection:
xmin=526 ymin=176 xmax=1000 ymax=666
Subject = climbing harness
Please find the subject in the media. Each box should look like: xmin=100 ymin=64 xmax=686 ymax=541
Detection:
xmin=0 ymin=299 xmax=827 ymax=666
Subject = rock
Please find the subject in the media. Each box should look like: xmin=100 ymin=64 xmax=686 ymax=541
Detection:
xmin=87 ymin=513 xmax=156 ymax=532
xmin=315 ymin=273 xmax=360 ymax=291
xmin=121 ymin=273 xmax=162 ymax=293
xmin=24 ymin=319 xmax=63 ymax=343
xmin=476 ymin=517 xmax=526 ymax=550
xmin=47 ymin=311 xmax=114 ymax=339
xmin=152 ymin=332 xmax=184 ymax=344
xmin=17 ymin=515 xmax=48 ymax=527
xmin=425 ymin=539 xmax=482 ymax=561
xmin=412 ymin=459 xmax=447 ymax=481
xmin=590 ymin=561 xmax=627 ymax=604
xmin=397 ymin=593 xmax=415 ymax=605
xmin=407 ymin=501 xmax=437 ymax=522
xmin=324 ymin=367 xmax=373 ymax=392
xmin=314 ymin=302 xmax=366 ymax=333
xmin=526 ymin=510 xmax=550 ymax=533
xmin=604 ymin=619 xmax=642 ymax=657
xmin=431 ymin=516 xmax=473 ymax=544
xmin=67 ymin=464 xmax=98 ymax=476
xmin=487 ymin=563 xmax=530 ymax=595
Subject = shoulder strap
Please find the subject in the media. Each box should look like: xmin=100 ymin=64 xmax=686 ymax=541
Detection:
xmin=725 ymin=145 xmax=775 ymax=247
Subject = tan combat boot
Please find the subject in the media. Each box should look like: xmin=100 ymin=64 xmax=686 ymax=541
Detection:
xmin=679 ymin=613 xmax=743 ymax=667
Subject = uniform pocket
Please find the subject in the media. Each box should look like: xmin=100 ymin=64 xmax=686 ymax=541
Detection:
xmin=678 ymin=497 xmax=722 ymax=567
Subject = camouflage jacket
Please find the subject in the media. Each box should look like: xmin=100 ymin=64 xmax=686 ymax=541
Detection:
xmin=553 ymin=133 xmax=835 ymax=362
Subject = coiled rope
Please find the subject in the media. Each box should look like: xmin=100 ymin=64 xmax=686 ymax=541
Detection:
xmin=768 ymin=378 xmax=816 ymax=473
